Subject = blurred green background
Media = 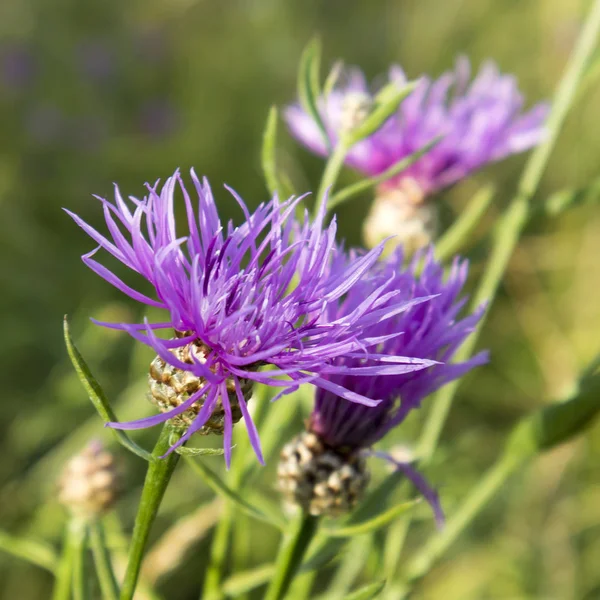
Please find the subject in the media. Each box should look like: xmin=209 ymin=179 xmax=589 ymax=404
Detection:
xmin=1 ymin=0 xmax=599 ymax=598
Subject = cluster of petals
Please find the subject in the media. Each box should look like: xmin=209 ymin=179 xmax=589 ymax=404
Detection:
xmin=285 ymin=56 xmax=548 ymax=195
xmin=309 ymin=248 xmax=488 ymax=523
xmin=66 ymin=169 xmax=437 ymax=464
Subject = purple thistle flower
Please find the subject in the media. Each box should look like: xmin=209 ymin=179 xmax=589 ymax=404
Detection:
xmin=306 ymin=248 xmax=488 ymax=523
xmin=65 ymin=169 xmax=437 ymax=466
xmin=285 ymin=56 xmax=548 ymax=196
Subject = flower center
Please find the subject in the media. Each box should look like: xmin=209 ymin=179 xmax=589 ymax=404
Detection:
xmin=147 ymin=334 xmax=253 ymax=435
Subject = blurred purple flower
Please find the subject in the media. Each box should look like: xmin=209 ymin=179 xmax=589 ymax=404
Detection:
xmin=308 ymin=248 xmax=488 ymax=524
xmin=286 ymin=57 xmax=548 ymax=196
xmin=66 ymin=170 xmax=436 ymax=465
xmin=1 ymin=42 xmax=36 ymax=90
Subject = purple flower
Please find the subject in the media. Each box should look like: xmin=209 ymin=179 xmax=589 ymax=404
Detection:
xmin=286 ymin=56 xmax=548 ymax=196
xmin=65 ymin=169 xmax=437 ymax=465
xmin=307 ymin=248 xmax=488 ymax=523
xmin=1 ymin=42 xmax=36 ymax=90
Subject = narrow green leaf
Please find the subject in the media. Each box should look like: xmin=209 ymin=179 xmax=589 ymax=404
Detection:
xmin=403 ymin=361 xmax=600 ymax=587
xmin=507 ymin=371 xmax=600 ymax=458
xmin=222 ymin=563 xmax=274 ymax=596
xmin=323 ymin=61 xmax=344 ymax=99
xmin=0 ymin=529 xmax=58 ymax=573
xmin=297 ymin=38 xmax=330 ymax=151
xmin=63 ymin=317 xmax=154 ymax=463
xmin=328 ymin=137 xmax=441 ymax=211
xmin=299 ymin=472 xmax=405 ymax=574
xmin=175 ymin=446 xmax=226 ymax=457
xmin=350 ymin=471 xmax=404 ymax=523
xmin=345 ymin=81 xmax=417 ymax=145
xmin=343 ymin=580 xmax=387 ymax=600
xmin=543 ymin=177 xmax=600 ymax=216
xmin=89 ymin=521 xmax=120 ymax=600
xmin=185 ymin=457 xmax=284 ymax=529
xmin=262 ymin=106 xmax=281 ymax=197
xmin=299 ymin=537 xmax=344 ymax=574
xmin=323 ymin=499 xmax=420 ymax=537
xmin=52 ymin=518 xmax=88 ymax=600
xmin=434 ymin=184 xmax=495 ymax=262
xmin=308 ymin=38 xmax=322 ymax=102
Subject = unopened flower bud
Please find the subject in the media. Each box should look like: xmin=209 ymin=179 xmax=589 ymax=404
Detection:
xmin=148 ymin=333 xmax=253 ymax=435
xmin=58 ymin=441 xmax=120 ymax=519
xmin=278 ymin=431 xmax=370 ymax=517
xmin=363 ymin=180 xmax=437 ymax=254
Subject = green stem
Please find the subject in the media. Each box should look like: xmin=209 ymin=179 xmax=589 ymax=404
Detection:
xmin=120 ymin=425 xmax=181 ymax=600
xmin=201 ymin=388 xmax=270 ymax=600
xmin=72 ymin=521 xmax=90 ymax=600
xmin=52 ymin=517 xmax=88 ymax=600
xmin=288 ymin=570 xmax=317 ymax=599
xmin=393 ymin=370 xmax=600 ymax=598
xmin=418 ymin=0 xmax=600 ymax=463
xmin=202 ymin=502 xmax=235 ymax=600
xmin=89 ymin=520 xmax=120 ymax=600
xmin=382 ymin=514 xmax=410 ymax=581
xmin=434 ymin=185 xmax=495 ymax=263
xmin=315 ymin=142 xmax=350 ymax=218
xmin=382 ymin=3 xmax=600 ymax=587
xmin=402 ymin=453 xmax=518 ymax=585
xmin=326 ymin=138 xmax=440 ymax=212
xmin=264 ymin=513 xmax=320 ymax=600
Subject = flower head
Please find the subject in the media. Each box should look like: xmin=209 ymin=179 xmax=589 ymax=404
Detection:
xmin=66 ymin=169 xmax=436 ymax=465
xmin=278 ymin=248 xmax=487 ymax=523
xmin=309 ymin=248 xmax=487 ymax=449
xmin=286 ymin=56 xmax=548 ymax=196
xmin=58 ymin=441 xmax=120 ymax=519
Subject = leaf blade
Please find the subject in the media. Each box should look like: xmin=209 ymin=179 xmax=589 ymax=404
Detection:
xmin=185 ymin=457 xmax=284 ymax=529
xmin=322 ymin=499 xmax=420 ymax=538
xmin=63 ymin=317 xmax=154 ymax=463
xmin=297 ymin=37 xmax=330 ymax=152
xmin=343 ymin=580 xmax=387 ymax=600
xmin=328 ymin=137 xmax=441 ymax=211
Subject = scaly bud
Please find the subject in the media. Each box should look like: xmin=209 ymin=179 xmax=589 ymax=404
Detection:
xmin=58 ymin=441 xmax=120 ymax=519
xmin=278 ymin=431 xmax=370 ymax=517
xmin=148 ymin=333 xmax=253 ymax=435
xmin=363 ymin=180 xmax=437 ymax=254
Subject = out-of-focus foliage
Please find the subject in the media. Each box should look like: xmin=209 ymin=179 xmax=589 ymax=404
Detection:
xmin=1 ymin=0 xmax=599 ymax=599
